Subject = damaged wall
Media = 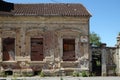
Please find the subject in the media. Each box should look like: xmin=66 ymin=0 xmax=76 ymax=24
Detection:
xmin=0 ymin=16 xmax=90 ymax=75
xmin=90 ymin=44 xmax=116 ymax=76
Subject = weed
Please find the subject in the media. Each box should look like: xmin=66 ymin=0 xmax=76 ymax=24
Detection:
xmin=39 ymin=71 xmax=44 ymax=77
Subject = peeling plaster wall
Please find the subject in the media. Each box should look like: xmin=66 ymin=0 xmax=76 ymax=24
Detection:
xmin=0 ymin=16 xmax=90 ymax=75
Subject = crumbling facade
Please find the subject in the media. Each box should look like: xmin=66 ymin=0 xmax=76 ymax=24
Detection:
xmin=115 ymin=35 xmax=120 ymax=76
xmin=90 ymin=44 xmax=116 ymax=76
xmin=0 ymin=1 xmax=91 ymax=76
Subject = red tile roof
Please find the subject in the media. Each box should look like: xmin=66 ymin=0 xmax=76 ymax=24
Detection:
xmin=0 ymin=3 xmax=91 ymax=17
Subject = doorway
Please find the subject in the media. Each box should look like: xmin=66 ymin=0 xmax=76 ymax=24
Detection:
xmin=92 ymin=52 xmax=102 ymax=76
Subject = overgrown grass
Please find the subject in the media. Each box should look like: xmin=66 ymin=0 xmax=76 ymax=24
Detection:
xmin=0 ymin=72 xmax=7 ymax=77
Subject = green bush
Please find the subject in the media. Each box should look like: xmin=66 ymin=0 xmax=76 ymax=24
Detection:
xmin=91 ymin=72 xmax=96 ymax=76
xmin=39 ymin=71 xmax=44 ymax=77
xmin=0 ymin=72 xmax=7 ymax=77
xmin=81 ymin=71 xmax=88 ymax=77
xmin=72 ymin=71 xmax=79 ymax=77
xmin=22 ymin=72 xmax=33 ymax=77
xmin=72 ymin=71 xmax=89 ymax=77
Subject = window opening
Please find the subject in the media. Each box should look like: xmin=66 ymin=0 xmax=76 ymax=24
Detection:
xmin=2 ymin=38 xmax=15 ymax=61
xmin=63 ymin=39 xmax=75 ymax=61
xmin=31 ymin=38 xmax=43 ymax=61
xmin=5 ymin=71 xmax=13 ymax=76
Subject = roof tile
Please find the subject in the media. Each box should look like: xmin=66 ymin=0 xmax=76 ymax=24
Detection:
xmin=0 ymin=3 xmax=91 ymax=16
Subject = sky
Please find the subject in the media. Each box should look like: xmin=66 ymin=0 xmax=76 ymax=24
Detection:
xmin=4 ymin=0 xmax=120 ymax=47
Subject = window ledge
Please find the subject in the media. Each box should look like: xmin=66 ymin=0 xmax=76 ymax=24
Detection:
xmin=29 ymin=61 xmax=46 ymax=64
xmin=2 ymin=61 xmax=17 ymax=63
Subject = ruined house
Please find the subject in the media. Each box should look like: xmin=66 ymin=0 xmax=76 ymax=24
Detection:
xmin=90 ymin=43 xmax=116 ymax=76
xmin=0 ymin=1 xmax=91 ymax=76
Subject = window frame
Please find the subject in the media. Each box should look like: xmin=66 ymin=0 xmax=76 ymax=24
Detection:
xmin=30 ymin=38 xmax=44 ymax=61
xmin=2 ymin=37 xmax=15 ymax=61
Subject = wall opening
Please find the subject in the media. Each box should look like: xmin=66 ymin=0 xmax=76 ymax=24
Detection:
xmin=31 ymin=38 xmax=44 ymax=61
xmin=34 ymin=71 xmax=41 ymax=76
xmin=62 ymin=39 xmax=75 ymax=61
xmin=2 ymin=38 xmax=15 ymax=61
xmin=92 ymin=52 xmax=102 ymax=76
xmin=5 ymin=71 xmax=13 ymax=76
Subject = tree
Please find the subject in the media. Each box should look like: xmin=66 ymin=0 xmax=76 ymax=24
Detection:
xmin=119 ymin=32 xmax=120 ymax=35
xmin=90 ymin=32 xmax=101 ymax=47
